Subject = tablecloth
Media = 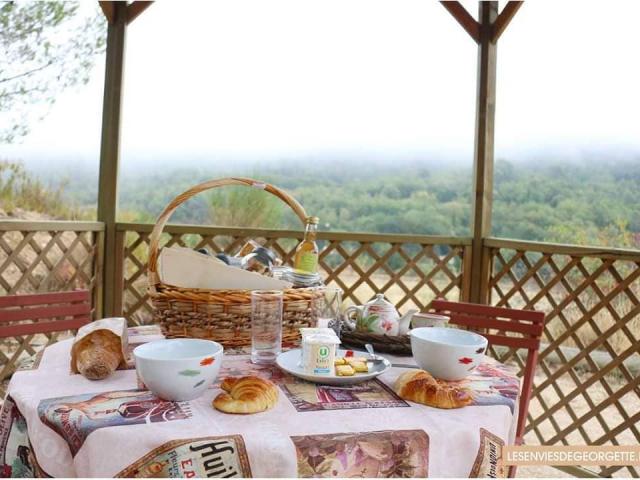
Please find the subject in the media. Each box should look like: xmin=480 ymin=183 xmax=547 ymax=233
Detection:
xmin=1 ymin=326 xmax=519 ymax=478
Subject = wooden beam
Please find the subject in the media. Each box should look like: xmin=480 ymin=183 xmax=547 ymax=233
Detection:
xmin=127 ymin=1 xmax=153 ymax=25
xmin=492 ymin=1 xmax=524 ymax=42
xmin=440 ymin=1 xmax=480 ymax=43
xmin=484 ymin=237 xmax=640 ymax=262
xmin=98 ymin=1 xmax=116 ymax=24
xmin=0 ymin=220 xmax=104 ymax=232
xmin=115 ymin=222 xmax=474 ymax=246
xmin=97 ymin=2 xmax=127 ymax=318
xmin=469 ymin=1 xmax=499 ymax=304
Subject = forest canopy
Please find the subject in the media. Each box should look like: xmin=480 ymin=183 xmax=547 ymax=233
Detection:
xmin=3 ymin=157 xmax=639 ymax=251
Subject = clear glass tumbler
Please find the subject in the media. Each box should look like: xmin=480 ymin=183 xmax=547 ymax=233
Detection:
xmin=312 ymin=286 xmax=343 ymax=336
xmin=251 ymin=290 xmax=283 ymax=364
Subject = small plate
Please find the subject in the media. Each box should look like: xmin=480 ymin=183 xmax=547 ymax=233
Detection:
xmin=276 ymin=349 xmax=391 ymax=385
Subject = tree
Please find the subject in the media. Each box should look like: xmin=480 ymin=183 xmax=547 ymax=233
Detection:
xmin=208 ymin=186 xmax=285 ymax=229
xmin=0 ymin=1 xmax=106 ymax=142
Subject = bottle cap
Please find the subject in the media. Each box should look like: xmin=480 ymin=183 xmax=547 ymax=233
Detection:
xmin=305 ymin=216 xmax=319 ymax=224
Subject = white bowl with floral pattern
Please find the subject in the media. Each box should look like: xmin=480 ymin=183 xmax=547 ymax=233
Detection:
xmin=134 ymin=339 xmax=223 ymax=401
xmin=410 ymin=327 xmax=487 ymax=381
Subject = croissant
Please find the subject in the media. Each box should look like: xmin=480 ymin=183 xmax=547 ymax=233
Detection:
xmin=213 ymin=376 xmax=278 ymax=414
xmin=394 ymin=370 xmax=473 ymax=409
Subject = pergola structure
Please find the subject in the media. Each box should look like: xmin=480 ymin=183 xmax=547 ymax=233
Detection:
xmin=1 ymin=2 xmax=639 ymax=478
xmin=94 ymin=0 xmax=523 ymax=316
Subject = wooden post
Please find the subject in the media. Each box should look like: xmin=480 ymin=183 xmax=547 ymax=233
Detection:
xmin=469 ymin=1 xmax=498 ymax=304
xmin=97 ymin=2 xmax=127 ymax=318
xmin=93 ymin=229 xmax=105 ymax=319
xmin=113 ymin=229 xmax=126 ymax=317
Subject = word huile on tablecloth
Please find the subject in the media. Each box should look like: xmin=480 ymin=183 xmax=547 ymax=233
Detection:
xmin=115 ymin=435 xmax=252 ymax=478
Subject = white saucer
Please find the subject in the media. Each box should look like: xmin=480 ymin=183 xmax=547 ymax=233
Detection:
xmin=276 ymin=348 xmax=391 ymax=385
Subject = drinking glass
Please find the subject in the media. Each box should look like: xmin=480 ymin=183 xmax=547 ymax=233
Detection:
xmin=312 ymin=287 xmax=343 ymax=336
xmin=251 ymin=290 xmax=283 ymax=364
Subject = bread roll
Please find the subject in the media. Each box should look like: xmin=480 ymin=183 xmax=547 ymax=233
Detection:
xmin=394 ymin=370 xmax=473 ymax=409
xmin=72 ymin=330 xmax=124 ymax=380
xmin=213 ymin=376 xmax=278 ymax=414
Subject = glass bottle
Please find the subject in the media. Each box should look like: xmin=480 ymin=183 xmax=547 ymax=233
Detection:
xmin=294 ymin=216 xmax=319 ymax=274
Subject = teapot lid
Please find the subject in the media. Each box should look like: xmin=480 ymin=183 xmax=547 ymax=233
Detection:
xmin=367 ymin=293 xmax=393 ymax=308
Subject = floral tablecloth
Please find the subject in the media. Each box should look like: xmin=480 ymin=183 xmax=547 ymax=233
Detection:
xmin=1 ymin=326 xmax=519 ymax=478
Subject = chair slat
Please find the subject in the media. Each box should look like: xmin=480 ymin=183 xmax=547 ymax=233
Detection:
xmin=451 ymin=313 xmax=545 ymax=336
xmin=432 ymin=299 xmax=544 ymax=323
xmin=483 ymin=333 xmax=540 ymax=350
xmin=0 ymin=316 xmax=90 ymax=338
xmin=0 ymin=290 xmax=90 ymax=308
xmin=0 ymin=303 xmax=91 ymax=323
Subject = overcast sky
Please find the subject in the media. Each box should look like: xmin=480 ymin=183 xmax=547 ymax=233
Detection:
xmin=4 ymin=0 xmax=640 ymax=165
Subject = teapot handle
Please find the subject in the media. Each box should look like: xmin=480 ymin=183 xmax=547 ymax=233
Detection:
xmin=343 ymin=305 xmax=362 ymax=331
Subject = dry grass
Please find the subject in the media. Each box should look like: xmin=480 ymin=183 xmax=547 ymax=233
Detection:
xmin=495 ymin=277 xmax=640 ymax=356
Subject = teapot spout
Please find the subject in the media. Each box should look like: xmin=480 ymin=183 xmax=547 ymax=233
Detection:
xmin=398 ymin=309 xmax=418 ymax=336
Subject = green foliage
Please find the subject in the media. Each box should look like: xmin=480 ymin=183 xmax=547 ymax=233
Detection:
xmin=2 ymin=156 xmax=639 ymax=251
xmin=207 ymin=186 xmax=284 ymax=228
xmin=0 ymin=159 xmax=87 ymax=219
xmin=0 ymin=1 xmax=106 ymax=142
xmin=492 ymin=159 xmax=640 ymax=249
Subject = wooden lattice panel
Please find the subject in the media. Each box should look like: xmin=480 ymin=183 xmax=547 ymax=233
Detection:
xmin=117 ymin=226 xmax=470 ymax=327
xmin=0 ymin=223 xmax=103 ymax=397
xmin=486 ymin=240 xmax=640 ymax=478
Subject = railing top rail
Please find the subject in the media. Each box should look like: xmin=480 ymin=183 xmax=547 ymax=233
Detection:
xmin=0 ymin=220 xmax=105 ymax=232
xmin=115 ymin=222 xmax=473 ymax=246
xmin=485 ymin=237 xmax=640 ymax=261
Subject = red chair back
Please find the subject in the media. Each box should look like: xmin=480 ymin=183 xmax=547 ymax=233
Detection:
xmin=430 ymin=299 xmax=545 ymax=446
xmin=0 ymin=290 xmax=91 ymax=338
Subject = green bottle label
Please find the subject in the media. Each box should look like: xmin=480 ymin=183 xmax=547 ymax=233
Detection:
xmin=296 ymin=252 xmax=318 ymax=273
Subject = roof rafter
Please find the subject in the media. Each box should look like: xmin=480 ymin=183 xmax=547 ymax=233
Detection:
xmin=440 ymin=1 xmax=480 ymax=43
xmin=492 ymin=1 xmax=524 ymax=42
xmin=440 ymin=1 xmax=524 ymax=44
xmin=126 ymin=1 xmax=153 ymax=25
xmin=98 ymin=1 xmax=115 ymax=24
xmin=98 ymin=1 xmax=153 ymax=25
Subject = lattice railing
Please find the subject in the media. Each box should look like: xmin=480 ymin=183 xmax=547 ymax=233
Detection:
xmin=114 ymin=223 xmax=471 ymax=325
xmin=0 ymin=221 xmax=104 ymax=396
xmin=3 ymin=220 xmax=640 ymax=477
xmin=484 ymin=238 xmax=640 ymax=478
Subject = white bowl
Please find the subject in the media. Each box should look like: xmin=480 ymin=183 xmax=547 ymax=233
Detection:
xmin=134 ymin=339 xmax=224 ymax=401
xmin=410 ymin=327 xmax=488 ymax=381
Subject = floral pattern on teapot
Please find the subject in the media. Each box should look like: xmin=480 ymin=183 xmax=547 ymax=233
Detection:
xmin=344 ymin=294 xmax=417 ymax=336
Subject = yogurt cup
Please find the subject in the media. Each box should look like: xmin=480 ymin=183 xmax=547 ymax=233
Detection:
xmin=301 ymin=333 xmax=340 ymax=375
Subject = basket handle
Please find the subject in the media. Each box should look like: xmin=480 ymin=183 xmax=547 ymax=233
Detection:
xmin=147 ymin=177 xmax=308 ymax=284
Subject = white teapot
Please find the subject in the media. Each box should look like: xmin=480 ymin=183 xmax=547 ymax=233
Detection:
xmin=344 ymin=294 xmax=417 ymax=336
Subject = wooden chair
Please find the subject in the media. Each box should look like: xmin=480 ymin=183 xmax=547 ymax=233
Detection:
xmin=0 ymin=290 xmax=91 ymax=339
xmin=429 ymin=299 xmax=545 ymax=477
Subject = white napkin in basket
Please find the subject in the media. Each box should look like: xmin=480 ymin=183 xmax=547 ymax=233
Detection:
xmin=158 ymin=246 xmax=293 ymax=290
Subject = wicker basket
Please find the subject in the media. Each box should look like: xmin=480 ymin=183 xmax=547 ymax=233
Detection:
xmin=340 ymin=330 xmax=412 ymax=356
xmin=147 ymin=177 xmax=323 ymax=348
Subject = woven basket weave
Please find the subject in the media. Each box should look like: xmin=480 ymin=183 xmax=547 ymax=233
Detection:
xmin=147 ymin=177 xmax=322 ymax=348
xmin=340 ymin=330 xmax=412 ymax=355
